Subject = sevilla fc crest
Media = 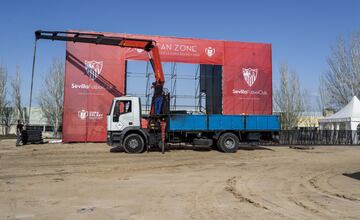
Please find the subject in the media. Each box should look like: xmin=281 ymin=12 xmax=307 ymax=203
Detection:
xmin=78 ymin=109 xmax=88 ymax=120
xmin=242 ymin=68 xmax=258 ymax=87
xmin=205 ymin=47 xmax=216 ymax=57
xmin=135 ymin=48 xmax=144 ymax=53
xmin=85 ymin=60 xmax=103 ymax=80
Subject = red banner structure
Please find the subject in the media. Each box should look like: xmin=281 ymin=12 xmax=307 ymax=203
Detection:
xmin=63 ymin=31 xmax=272 ymax=142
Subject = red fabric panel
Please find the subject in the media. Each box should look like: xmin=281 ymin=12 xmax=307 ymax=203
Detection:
xmin=222 ymin=42 xmax=272 ymax=115
xmin=123 ymin=35 xmax=224 ymax=65
xmin=72 ymin=31 xmax=224 ymax=65
xmin=62 ymin=42 xmax=125 ymax=142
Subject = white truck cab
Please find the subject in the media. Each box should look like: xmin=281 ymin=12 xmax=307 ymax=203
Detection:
xmin=107 ymin=96 xmax=141 ymax=132
xmin=107 ymin=96 xmax=149 ymax=153
xmin=107 ymin=95 xmax=167 ymax=153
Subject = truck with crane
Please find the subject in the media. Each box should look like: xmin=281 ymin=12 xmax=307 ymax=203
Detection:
xmin=34 ymin=30 xmax=280 ymax=153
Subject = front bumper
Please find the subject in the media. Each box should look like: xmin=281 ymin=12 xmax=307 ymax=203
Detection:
xmin=107 ymin=131 xmax=123 ymax=147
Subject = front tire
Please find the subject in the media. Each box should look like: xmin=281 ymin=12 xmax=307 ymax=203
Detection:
xmin=123 ymin=134 xmax=145 ymax=154
xmin=217 ymin=133 xmax=239 ymax=153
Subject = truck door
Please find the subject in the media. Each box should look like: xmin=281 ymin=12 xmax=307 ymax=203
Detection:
xmin=112 ymin=99 xmax=134 ymax=131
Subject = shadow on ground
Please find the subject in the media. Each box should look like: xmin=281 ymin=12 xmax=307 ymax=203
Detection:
xmin=110 ymin=144 xmax=273 ymax=153
xmin=343 ymin=172 xmax=360 ymax=181
xmin=110 ymin=146 xmax=125 ymax=153
xmin=238 ymin=144 xmax=274 ymax=151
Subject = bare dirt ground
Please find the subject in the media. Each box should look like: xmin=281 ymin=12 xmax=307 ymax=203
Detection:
xmin=1 ymin=140 xmax=360 ymax=220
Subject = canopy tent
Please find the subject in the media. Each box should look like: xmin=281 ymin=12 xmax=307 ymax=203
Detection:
xmin=319 ymin=96 xmax=360 ymax=131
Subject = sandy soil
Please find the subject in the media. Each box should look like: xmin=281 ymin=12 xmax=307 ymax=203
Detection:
xmin=1 ymin=140 xmax=360 ymax=220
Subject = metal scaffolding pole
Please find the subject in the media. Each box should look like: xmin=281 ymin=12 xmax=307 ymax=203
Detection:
xmin=170 ymin=63 xmax=177 ymax=110
xmin=194 ymin=64 xmax=200 ymax=112
xmin=144 ymin=61 xmax=151 ymax=113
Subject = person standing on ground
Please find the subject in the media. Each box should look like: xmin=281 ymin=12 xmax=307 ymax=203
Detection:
xmin=16 ymin=120 xmax=23 ymax=146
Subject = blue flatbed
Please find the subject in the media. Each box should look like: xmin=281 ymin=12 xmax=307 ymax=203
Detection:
xmin=168 ymin=114 xmax=280 ymax=132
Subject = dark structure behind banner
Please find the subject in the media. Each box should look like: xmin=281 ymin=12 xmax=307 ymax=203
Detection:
xmin=200 ymin=64 xmax=222 ymax=114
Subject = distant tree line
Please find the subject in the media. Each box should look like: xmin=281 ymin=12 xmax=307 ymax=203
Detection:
xmin=0 ymin=59 xmax=64 ymax=137
xmin=275 ymin=31 xmax=360 ymax=130
xmin=0 ymin=64 xmax=26 ymax=135
xmin=274 ymin=63 xmax=307 ymax=130
xmin=38 ymin=59 xmax=64 ymax=138
xmin=320 ymin=32 xmax=360 ymax=111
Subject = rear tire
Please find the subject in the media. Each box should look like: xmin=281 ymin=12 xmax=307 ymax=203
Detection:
xmin=217 ymin=133 xmax=239 ymax=153
xmin=123 ymin=134 xmax=145 ymax=154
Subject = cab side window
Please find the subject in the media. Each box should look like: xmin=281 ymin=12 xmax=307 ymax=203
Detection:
xmin=122 ymin=101 xmax=131 ymax=113
xmin=113 ymin=100 xmax=132 ymax=122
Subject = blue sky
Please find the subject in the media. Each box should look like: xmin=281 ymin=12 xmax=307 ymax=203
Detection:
xmin=0 ymin=0 xmax=359 ymax=107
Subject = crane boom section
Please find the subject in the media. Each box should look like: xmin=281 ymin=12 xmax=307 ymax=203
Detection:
xmin=35 ymin=30 xmax=165 ymax=84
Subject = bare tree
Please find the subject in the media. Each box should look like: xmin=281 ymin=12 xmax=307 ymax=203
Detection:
xmin=317 ymin=74 xmax=331 ymax=114
xmin=0 ymin=64 xmax=11 ymax=135
xmin=0 ymin=65 xmax=6 ymax=117
xmin=11 ymin=65 xmax=24 ymax=123
xmin=321 ymin=32 xmax=360 ymax=109
xmin=2 ymin=106 xmax=13 ymax=135
xmin=0 ymin=64 xmax=14 ymax=135
xmin=39 ymin=59 xmax=64 ymax=138
xmin=274 ymin=63 xmax=306 ymax=130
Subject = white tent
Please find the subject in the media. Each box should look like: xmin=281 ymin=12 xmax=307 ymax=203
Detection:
xmin=319 ymin=96 xmax=360 ymax=131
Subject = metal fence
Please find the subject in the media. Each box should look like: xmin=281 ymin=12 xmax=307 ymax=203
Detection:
xmin=279 ymin=130 xmax=359 ymax=145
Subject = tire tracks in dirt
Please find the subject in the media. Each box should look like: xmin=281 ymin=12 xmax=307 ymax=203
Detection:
xmin=308 ymin=171 xmax=360 ymax=202
xmin=288 ymin=170 xmax=360 ymax=219
xmin=225 ymin=176 xmax=269 ymax=210
xmin=223 ymin=164 xmax=342 ymax=220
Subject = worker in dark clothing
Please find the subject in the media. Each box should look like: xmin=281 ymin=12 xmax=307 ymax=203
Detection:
xmin=152 ymin=82 xmax=164 ymax=115
xmin=16 ymin=120 xmax=23 ymax=146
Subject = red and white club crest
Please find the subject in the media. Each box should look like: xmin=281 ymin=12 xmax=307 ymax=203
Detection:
xmin=78 ymin=109 xmax=88 ymax=120
xmin=242 ymin=68 xmax=258 ymax=87
xmin=85 ymin=60 xmax=103 ymax=80
xmin=205 ymin=47 xmax=216 ymax=57
xmin=135 ymin=48 xmax=144 ymax=53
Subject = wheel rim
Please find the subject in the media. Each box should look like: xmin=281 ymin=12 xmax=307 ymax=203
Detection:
xmin=224 ymin=138 xmax=235 ymax=149
xmin=129 ymin=139 xmax=139 ymax=149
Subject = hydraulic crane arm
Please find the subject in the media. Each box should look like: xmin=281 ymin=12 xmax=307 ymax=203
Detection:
xmin=148 ymin=46 xmax=165 ymax=85
xmin=34 ymin=30 xmax=165 ymax=85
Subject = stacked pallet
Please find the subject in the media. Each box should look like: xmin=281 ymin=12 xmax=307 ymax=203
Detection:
xmin=22 ymin=130 xmax=43 ymax=144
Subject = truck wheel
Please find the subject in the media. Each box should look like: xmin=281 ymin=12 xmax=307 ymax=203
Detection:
xmin=123 ymin=134 xmax=145 ymax=154
xmin=217 ymin=133 xmax=239 ymax=153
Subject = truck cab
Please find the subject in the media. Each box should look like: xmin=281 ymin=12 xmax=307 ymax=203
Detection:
xmin=107 ymin=96 xmax=141 ymax=132
xmin=107 ymin=97 xmax=148 ymax=152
